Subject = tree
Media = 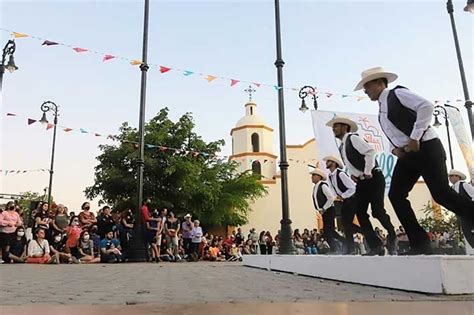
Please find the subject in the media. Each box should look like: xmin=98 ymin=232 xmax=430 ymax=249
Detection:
xmin=15 ymin=191 xmax=50 ymax=226
xmin=418 ymin=201 xmax=463 ymax=246
xmin=85 ymin=108 xmax=267 ymax=227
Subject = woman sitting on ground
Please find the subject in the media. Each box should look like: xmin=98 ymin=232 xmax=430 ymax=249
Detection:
xmin=77 ymin=230 xmax=100 ymax=263
xmin=50 ymin=232 xmax=79 ymax=263
xmin=26 ymin=228 xmax=59 ymax=264
xmin=8 ymin=226 xmax=27 ymax=263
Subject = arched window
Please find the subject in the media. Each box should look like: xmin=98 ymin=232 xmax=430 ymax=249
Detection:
xmin=250 ymin=106 xmax=253 ymax=115
xmin=252 ymin=161 xmax=262 ymax=176
xmin=251 ymin=133 xmax=260 ymax=152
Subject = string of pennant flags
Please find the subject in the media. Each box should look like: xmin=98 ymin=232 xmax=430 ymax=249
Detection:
xmin=1 ymin=169 xmax=49 ymax=176
xmin=5 ymin=111 xmax=318 ymax=173
xmin=3 ymin=28 xmax=463 ymax=104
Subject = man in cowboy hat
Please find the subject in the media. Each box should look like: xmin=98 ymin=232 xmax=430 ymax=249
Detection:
xmin=448 ymin=169 xmax=474 ymax=250
xmin=326 ymin=116 xmax=397 ymax=255
xmin=355 ymin=66 xmax=474 ymax=255
xmin=323 ymin=155 xmax=359 ymax=255
xmin=310 ymin=168 xmax=345 ymax=253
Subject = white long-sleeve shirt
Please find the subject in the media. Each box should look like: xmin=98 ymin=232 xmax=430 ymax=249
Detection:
xmin=452 ymin=181 xmax=474 ymax=201
xmin=378 ymin=88 xmax=438 ymax=150
xmin=340 ymin=133 xmax=376 ymax=177
xmin=328 ymin=169 xmax=356 ymax=199
xmin=313 ymin=181 xmax=335 ymax=211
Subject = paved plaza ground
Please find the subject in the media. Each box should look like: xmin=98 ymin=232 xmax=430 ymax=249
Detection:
xmin=0 ymin=262 xmax=473 ymax=314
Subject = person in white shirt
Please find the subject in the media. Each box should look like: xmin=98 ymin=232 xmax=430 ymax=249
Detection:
xmin=310 ymin=168 xmax=345 ymax=253
xmin=190 ymin=220 xmax=203 ymax=261
xmin=326 ymin=116 xmax=396 ymax=255
xmin=355 ymin=66 xmax=474 ymax=255
xmin=323 ymin=155 xmax=358 ymax=255
xmin=448 ymin=169 xmax=474 ymax=249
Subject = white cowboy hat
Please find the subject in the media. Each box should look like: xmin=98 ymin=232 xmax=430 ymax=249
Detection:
xmin=326 ymin=116 xmax=359 ymax=133
xmin=448 ymin=169 xmax=467 ymax=180
xmin=184 ymin=213 xmax=192 ymax=219
xmin=323 ymin=155 xmax=344 ymax=168
xmin=354 ymin=67 xmax=398 ymax=91
xmin=310 ymin=168 xmax=327 ymax=180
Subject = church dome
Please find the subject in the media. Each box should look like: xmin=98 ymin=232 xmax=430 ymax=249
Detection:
xmin=234 ymin=101 xmax=268 ymax=128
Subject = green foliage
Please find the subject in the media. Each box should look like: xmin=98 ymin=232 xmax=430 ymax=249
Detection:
xmin=418 ymin=201 xmax=463 ymax=243
xmin=85 ymin=108 xmax=267 ymax=227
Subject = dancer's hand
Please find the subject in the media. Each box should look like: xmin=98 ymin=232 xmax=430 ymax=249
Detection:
xmin=405 ymin=139 xmax=420 ymax=153
xmin=392 ymin=148 xmax=406 ymax=158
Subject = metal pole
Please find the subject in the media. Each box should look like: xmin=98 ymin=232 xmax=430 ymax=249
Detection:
xmin=47 ymin=113 xmax=58 ymax=210
xmin=444 ymin=111 xmax=455 ymax=170
xmin=447 ymin=0 xmax=474 ymax=140
xmin=127 ymin=0 xmax=150 ymax=262
xmin=273 ymin=0 xmax=295 ymax=255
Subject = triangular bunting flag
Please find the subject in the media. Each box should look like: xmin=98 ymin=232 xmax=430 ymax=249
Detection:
xmin=446 ymin=100 xmax=451 ymax=103
xmin=73 ymin=47 xmax=88 ymax=53
xmin=95 ymin=133 xmax=101 ymax=137
xmin=230 ymin=79 xmax=240 ymax=87
xmin=456 ymin=99 xmax=463 ymax=102
xmin=434 ymin=100 xmax=440 ymax=104
xmin=42 ymin=40 xmax=59 ymax=46
xmin=183 ymin=70 xmax=194 ymax=76
xmin=80 ymin=128 xmax=88 ymax=133
xmin=12 ymin=32 xmax=28 ymax=38
xmin=273 ymin=85 xmax=282 ymax=91
xmin=103 ymin=54 xmax=115 ymax=62
xmin=357 ymin=97 xmax=365 ymax=102
xmin=159 ymin=66 xmax=171 ymax=73
xmin=206 ymin=75 xmax=217 ymax=82
xmin=6 ymin=113 xmax=16 ymax=116
xmin=325 ymin=93 xmax=333 ymax=98
xmin=342 ymin=94 xmax=349 ymax=98
xmin=253 ymin=83 xmax=261 ymax=88
xmin=159 ymin=147 xmax=168 ymax=152
xmin=64 ymin=128 xmax=73 ymax=132
xmin=28 ymin=119 xmax=37 ymax=125
xmin=130 ymin=60 xmax=142 ymax=66
xmin=46 ymin=123 xmax=54 ymax=130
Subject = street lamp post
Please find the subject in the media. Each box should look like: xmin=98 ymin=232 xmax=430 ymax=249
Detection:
xmin=433 ymin=104 xmax=458 ymax=170
xmin=446 ymin=0 xmax=474 ymax=140
xmin=39 ymin=101 xmax=59 ymax=210
xmin=0 ymin=39 xmax=18 ymax=93
xmin=127 ymin=0 xmax=150 ymax=262
xmin=273 ymin=0 xmax=296 ymax=255
xmin=298 ymin=86 xmax=318 ymax=113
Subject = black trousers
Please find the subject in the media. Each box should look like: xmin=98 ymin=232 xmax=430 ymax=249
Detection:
xmin=388 ymin=138 xmax=474 ymax=250
xmin=322 ymin=206 xmax=346 ymax=250
xmin=183 ymin=238 xmax=192 ymax=255
xmin=340 ymin=196 xmax=357 ymax=251
xmin=356 ymin=169 xmax=395 ymax=249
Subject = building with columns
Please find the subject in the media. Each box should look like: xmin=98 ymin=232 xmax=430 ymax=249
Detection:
xmin=229 ymin=98 xmax=435 ymax=235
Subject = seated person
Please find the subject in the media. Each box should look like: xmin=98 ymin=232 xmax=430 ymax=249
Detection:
xmin=78 ymin=230 xmax=100 ymax=263
xmin=100 ymin=230 xmax=123 ymax=263
xmin=27 ymin=228 xmax=59 ymax=264
xmin=8 ymin=227 xmax=28 ymax=263
xmin=50 ymin=232 xmax=79 ymax=264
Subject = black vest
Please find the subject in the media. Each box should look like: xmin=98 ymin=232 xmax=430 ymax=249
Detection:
xmin=458 ymin=182 xmax=470 ymax=199
xmin=329 ymin=169 xmax=349 ymax=196
xmin=313 ymin=182 xmax=329 ymax=210
xmin=344 ymin=134 xmax=379 ymax=172
xmin=386 ymin=86 xmax=418 ymax=137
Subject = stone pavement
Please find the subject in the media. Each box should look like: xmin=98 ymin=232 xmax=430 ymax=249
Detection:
xmin=0 ymin=262 xmax=473 ymax=314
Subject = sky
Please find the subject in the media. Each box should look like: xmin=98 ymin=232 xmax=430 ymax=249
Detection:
xmin=1 ymin=0 xmax=473 ymax=212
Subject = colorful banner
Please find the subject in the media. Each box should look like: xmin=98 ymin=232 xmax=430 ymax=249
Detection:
xmin=311 ymin=110 xmax=396 ymax=192
xmin=445 ymin=106 xmax=474 ymax=181
xmin=0 ymin=28 xmax=463 ymax=104
xmin=1 ymin=169 xmax=49 ymax=175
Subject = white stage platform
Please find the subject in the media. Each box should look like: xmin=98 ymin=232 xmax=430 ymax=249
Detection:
xmin=243 ymin=255 xmax=474 ymax=294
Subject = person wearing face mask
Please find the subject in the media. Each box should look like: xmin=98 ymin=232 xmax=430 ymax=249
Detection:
xmin=49 ymin=232 xmax=79 ymax=264
xmin=97 ymin=206 xmax=116 ymax=239
xmin=79 ymin=202 xmax=97 ymax=229
xmin=78 ymin=230 xmax=100 ymax=263
xmin=0 ymin=201 xmax=23 ymax=263
xmin=65 ymin=216 xmax=82 ymax=259
xmin=8 ymin=227 xmax=28 ymax=263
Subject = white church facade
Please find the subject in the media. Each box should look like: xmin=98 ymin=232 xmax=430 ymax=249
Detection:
xmin=229 ymin=99 xmax=435 ymax=235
